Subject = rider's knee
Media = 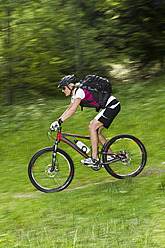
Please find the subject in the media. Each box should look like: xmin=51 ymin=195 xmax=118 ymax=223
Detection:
xmin=88 ymin=120 xmax=99 ymax=133
xmin=88 ymin=121 xmax=96 ymax=132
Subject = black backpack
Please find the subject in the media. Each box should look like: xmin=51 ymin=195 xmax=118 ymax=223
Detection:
xmin=79 ymin=75 xmax=112 ymax=112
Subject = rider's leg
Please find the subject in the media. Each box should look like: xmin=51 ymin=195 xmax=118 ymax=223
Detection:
xmin=88 ymin=119 xmax=103 ymax=160
xmin=97 ymin=126 xmax=106 ymax=147
xmin=97 ymin=126 xmax=113 ymax=153
xmin=82 ymin=100 xmax=120 ymax=164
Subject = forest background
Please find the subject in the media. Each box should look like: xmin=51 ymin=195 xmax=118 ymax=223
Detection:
xmin=0 ymin=0 xmax=165 ymax=105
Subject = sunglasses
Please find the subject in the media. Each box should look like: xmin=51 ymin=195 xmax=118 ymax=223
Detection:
xmin=62 ymin=86 xmax=66 ymax=90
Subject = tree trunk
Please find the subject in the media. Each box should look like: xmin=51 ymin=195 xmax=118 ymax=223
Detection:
xmin=74 ymin=0 xmax=82 ymax=79
xmin=6 ymin=7 xmax=13 ymax=105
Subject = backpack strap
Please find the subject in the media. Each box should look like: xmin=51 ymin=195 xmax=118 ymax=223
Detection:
xmin=74 ymin=87 xmax=84 ymax=111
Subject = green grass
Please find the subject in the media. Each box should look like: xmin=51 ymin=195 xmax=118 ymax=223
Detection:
xmin=0 ymin=76 xmax=165 ymax=247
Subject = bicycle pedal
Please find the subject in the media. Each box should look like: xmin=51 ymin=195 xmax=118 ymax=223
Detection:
xmin=84 ymin=163 xmax=96 ymax=167
xmin=84 ymin=163 xmax=99 ymax=168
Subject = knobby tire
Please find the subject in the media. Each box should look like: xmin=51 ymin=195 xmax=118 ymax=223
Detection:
xmin=28 ymin=147 xmax=74 ymax=192
xmin=103 ymin=134 xmax=147 ymax=179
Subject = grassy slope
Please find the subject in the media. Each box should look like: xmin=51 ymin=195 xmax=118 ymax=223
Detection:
xmin=0 ymin=77 xmax=165 ymax=247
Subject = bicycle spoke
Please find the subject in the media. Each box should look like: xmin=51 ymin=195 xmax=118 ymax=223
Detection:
xmin=28 ymin=148 xmax=74 ymax=192
xmin=103 ymin=135 xmax=147 ymax=178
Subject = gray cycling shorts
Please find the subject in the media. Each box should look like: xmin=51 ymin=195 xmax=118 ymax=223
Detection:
xmin=95 ymin=96 xmax=121 ymax=129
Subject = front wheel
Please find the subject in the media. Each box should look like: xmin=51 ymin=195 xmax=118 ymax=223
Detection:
xmin=103 ymin=134 xmax=147 ymax=179
xmin=28 ymin=147 xmax=74 ymax=192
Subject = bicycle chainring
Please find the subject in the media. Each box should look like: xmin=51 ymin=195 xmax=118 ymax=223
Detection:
xmin=91 ymin=163 xmax=102 ymax=171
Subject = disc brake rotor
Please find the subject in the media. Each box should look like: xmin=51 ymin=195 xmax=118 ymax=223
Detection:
xmin=45 ymin=164 xmax=59 ymax=178
xmin=120 ymin=151 xmax=131 ymax=166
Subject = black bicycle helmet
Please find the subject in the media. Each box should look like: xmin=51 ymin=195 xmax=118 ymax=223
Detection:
xmin=58 ymin=75 xmax=77 ymax=88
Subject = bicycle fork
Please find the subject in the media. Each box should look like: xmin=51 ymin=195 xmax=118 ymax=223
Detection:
xmin=50 ymin=140 xmax=59 ymax=172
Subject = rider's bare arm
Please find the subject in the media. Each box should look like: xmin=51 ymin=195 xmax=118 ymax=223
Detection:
xmin=60 ymin=98 xmax=81 ymax=122
xmin=60 ymin=102 xmax=73 ymax=119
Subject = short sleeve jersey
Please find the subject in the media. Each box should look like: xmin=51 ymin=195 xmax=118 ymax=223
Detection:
xmin=71 ymin=88 xmax=85 ymax=103
xmin=71 ymin=88 xmax=100 ymax=107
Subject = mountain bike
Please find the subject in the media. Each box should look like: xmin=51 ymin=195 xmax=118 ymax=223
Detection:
xmin=28 ymin=126 xmax=147 ymax=193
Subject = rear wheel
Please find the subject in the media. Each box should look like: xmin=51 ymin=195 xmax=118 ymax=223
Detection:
xmin=103 ymin=134 xmax=147 ymax=179
xmin=28 ymin=147 xmax=74 ymax=192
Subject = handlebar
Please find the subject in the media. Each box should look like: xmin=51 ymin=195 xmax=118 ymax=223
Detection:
xmin=50 ymin=126 xmax=61 ymax=132
xmin=50 ymin=119 xmax=62 ymax=132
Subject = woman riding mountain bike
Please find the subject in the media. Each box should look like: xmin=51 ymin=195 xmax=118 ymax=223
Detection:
xmin=28 ymin=75 xmax=146 ymax=192
xmin=50 ymin=74 xmax=121 ymax=166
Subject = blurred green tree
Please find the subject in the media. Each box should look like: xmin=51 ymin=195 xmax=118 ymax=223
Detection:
xmin=0 ymin=0 xmax=109 ymax=104
xmin=1 ymin=0 xmax=165 ymax=104
xmin=111 ymin=0 xmax=165 ymax=70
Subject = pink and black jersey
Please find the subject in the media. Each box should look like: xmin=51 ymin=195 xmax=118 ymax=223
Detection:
xmin=71 ymin=88 xmax=99 ymax=108
xmin=71 ymin=87 xmax=120 ymax=129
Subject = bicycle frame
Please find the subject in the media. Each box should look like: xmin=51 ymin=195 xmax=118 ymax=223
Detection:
xmin=50 ymin=127 xmax=121 ymax=170
xmin=53 ymin=127 xmax=90 ymax=159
